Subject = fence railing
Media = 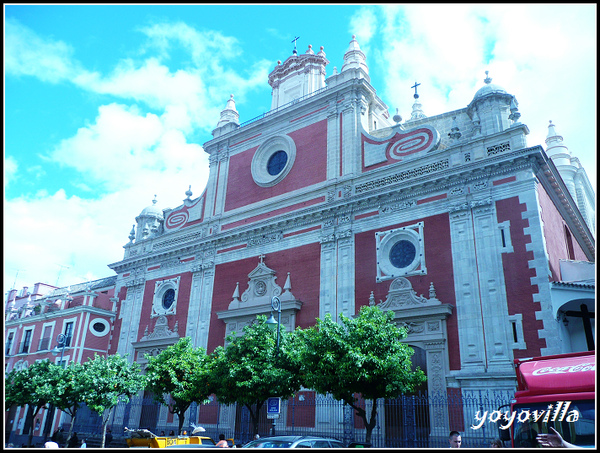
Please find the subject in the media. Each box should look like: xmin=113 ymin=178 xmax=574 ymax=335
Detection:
xmin=57 ymin=389 xmax=513 ymax=448
xmin=238 ymin=87 xmax=328 ymax=128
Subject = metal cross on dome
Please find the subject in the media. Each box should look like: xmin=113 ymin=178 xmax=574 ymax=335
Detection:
xmin=291 ymin=36 xmax=300 ymax=53
xmin=411 ymin=81 xmax=421 ymax=99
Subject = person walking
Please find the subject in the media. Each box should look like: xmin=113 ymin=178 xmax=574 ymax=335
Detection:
xmin=68 ymin=432 xmax=81 ymax=448
xmin=216 ymin=434 xmax=229 ymax=448
xmin=449 ymin=431 xmax=462 ymax=448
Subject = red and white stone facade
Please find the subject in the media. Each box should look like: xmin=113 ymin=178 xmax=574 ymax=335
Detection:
xmin=5 ymin=36 xmax=595 ymax=442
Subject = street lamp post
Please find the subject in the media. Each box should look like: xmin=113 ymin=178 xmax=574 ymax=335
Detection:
xmin=46 ymin=333 xmax=68 ymax=443
xmin=265 ymin=296 xmax=282 ymax=435
xmin=266 ymin=296 xmax=282 ymax=354
xmin=52 ymin=333 xmax=68 ymax=367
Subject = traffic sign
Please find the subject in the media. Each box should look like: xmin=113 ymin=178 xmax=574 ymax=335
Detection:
xmin=267 ymin=397 xmax=281 ymax=415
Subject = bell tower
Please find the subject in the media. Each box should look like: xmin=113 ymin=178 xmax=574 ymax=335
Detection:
xmin=268 ymin=39 xmax=329 ymax=110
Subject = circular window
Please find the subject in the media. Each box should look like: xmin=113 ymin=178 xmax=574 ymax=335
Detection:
xmin=376 ymin=225 xmax=425 ymax=281
xmin=162 ymin=289 xmax=175 ymax=310
xmin=389 ymin=240 xmax=416 ymax=269
xmin=89 ymin=318 xmax=110 ymax=337
xmin=267 ymin=150 xmax=288 ymax=176
xmin=251 ymin=135 xmax=296 ymax=187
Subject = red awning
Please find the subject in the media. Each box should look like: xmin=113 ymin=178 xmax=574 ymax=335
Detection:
xmin=515 ymin=352 xmax=596 ymax=396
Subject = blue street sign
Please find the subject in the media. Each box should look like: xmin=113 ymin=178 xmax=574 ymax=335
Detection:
xmin=267 ymin=397 xmax=281 ymax=414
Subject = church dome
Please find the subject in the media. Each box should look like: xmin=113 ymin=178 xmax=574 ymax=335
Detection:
xmin=472 ymin=71 xmax=508 ymax=101
xmin=138 ymin=197 xmax=163 ymax=220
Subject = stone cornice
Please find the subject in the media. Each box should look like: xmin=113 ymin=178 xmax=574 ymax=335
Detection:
xmin=4 ymin=305 xmax=115 ymax=328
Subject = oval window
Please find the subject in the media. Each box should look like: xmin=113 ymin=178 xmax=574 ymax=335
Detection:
xmin=162 ymin=289 xmax=175 ymax=310
xmin=389 ymin=240 xmax=416 ymax=269
xmin=92 ymin=322 xmax=106 ymax=333
xmin=267 ymin=150 xmax=288 ymax=176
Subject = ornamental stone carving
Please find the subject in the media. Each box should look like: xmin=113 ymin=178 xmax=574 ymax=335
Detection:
xmin=217 ymin=255 xmax=303 ymax=340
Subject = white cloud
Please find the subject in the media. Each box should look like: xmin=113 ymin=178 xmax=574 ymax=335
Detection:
xmin=4 ymin=156 xmax=18 ymax=188
xmin=4 ymin=17 xmax=82 ymax=83
xmin=367 ymin=4 xmax=596 ymax=188
xmin=48 ymin=102 xmax=208 ymax=194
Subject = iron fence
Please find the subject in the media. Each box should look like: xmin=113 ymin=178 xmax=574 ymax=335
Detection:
xmin=58 ymin=389 xmax=512 ymax=448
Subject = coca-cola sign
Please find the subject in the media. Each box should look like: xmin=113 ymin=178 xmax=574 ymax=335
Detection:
xmin=532 ymin=363 xmax=595 ymax=375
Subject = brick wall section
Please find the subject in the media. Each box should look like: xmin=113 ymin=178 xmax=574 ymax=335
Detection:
xmin=536 ymin=182 xmax=589 ymax=280
xmin=208 ymin=243 xmax=321 ymax=353
xmin=495 ymin=196 xmax=545 ymax=358
xmin=138 ymin=272 xmax=193 ymax=342
xmin=224 ymin=120 xmax=328 ymax=212
xmin=353 ymin=213 xmax=461 ymax=370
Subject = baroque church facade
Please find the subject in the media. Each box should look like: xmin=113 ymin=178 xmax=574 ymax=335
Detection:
xmin=5 ymin=36 xmax=595 ymax=445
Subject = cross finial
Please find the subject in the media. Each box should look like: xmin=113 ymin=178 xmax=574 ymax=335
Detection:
xmin=411 ymin=81 xmax=421 ymax=99
xmin=291 ymin=36 xmax=300 ymax=54
xmin=484 ymin=70 xmax=492 ymax=84
xmin=258 ymin=254 xmax=266 ymax=264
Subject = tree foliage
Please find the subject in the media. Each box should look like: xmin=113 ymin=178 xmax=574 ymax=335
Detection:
xmin=5 ymin=360 xmax=63 ymax=446
xmin=208 ymin=316 xmax=302 ymax=435
xmin=144 ymin=337 xmax=211 ymax=435
xmin=296 ymin=305 xmax=427 ymax=443
xmin=81 ymin=353 xmax=145 ymax=447
xmin=51 ymin=361 xmax=87 ymax=447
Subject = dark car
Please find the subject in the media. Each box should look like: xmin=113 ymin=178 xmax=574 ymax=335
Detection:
xmin=241 ymin=435 xmax=345 ymax=448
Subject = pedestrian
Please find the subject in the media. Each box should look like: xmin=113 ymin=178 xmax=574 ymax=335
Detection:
xmin=105 ymin=427 xmax=113 ymax=446
xmin=51 ymin=427 xmax=64 ymax=444
xmin=490 ymin=438 xmax=503 ymax=448
xmin=68 ymin=432 xmax=80 ymax=448
xmin=81 ymin=438 xmax=87 ymax=448
xmin=449 ymin=431 xmax=462 ymax=448
xmin=216 ymin=434 xmax=229 ymax=448
xmin=253 ymin=434 xmax=260 ymax=441
xmin=169 ymin=430 xmax=175 ymax=436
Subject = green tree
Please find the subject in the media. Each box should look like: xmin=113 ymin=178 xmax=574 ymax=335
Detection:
xmin=5 ymin=360 xmax=63 ymax=447
xmin=50 ymin=362 xmax=87 ymax=447
xmin=208 ymin=316 xmax=302 ymax=436
xmin=144 ymin=337 xmax=211 ymax=435
xmin=297 ymin=305 xmax=426 ymax=444
xmin=81 ymin=353 xmax=145 ymax=448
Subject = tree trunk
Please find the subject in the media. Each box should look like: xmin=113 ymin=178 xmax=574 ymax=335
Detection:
xmin=246 ymin=400 xmax=265 ymax=436
xmin=100 ymin=410 xmax=110 ymax=449
xmin=349 ymin=400 xmax=378 ymax=445
xmin=27 ymin=406 xmax=43 ymax=447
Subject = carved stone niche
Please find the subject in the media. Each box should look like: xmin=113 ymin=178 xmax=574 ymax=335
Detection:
xmin=131 ymin=315 xmax=180 ymax=371
xmin=217 ymin=255 xmax=302 ymax=339
xmin=372 ymin=277 xmax=453 ymax=342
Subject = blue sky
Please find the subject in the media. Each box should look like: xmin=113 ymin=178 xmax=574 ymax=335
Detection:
xmin=4 ymin=4 xmax=596 ymax=296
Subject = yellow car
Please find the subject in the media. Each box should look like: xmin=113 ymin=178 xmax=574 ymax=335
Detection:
xmin=125 ymin=428 xmax=234 ymax=448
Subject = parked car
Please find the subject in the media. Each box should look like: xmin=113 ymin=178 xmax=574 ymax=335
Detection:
xmin=241 ymin=435 xmax=345 ymax=448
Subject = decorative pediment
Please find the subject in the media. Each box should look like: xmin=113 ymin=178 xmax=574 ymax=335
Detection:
xmin=228 ymin=254 xmax=296 ymax=310
xmin=131 ymin=315 xmax=180 ymax=366
xmin=374 ymin=277 xmax=440 ymax=309
xmin=218 ymin=255 xmax=302 ymax=338
xmin=139 ymin=315 xmax=179 ymax=341
xmin=371 ymin=277 xmax=453 ymax=341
